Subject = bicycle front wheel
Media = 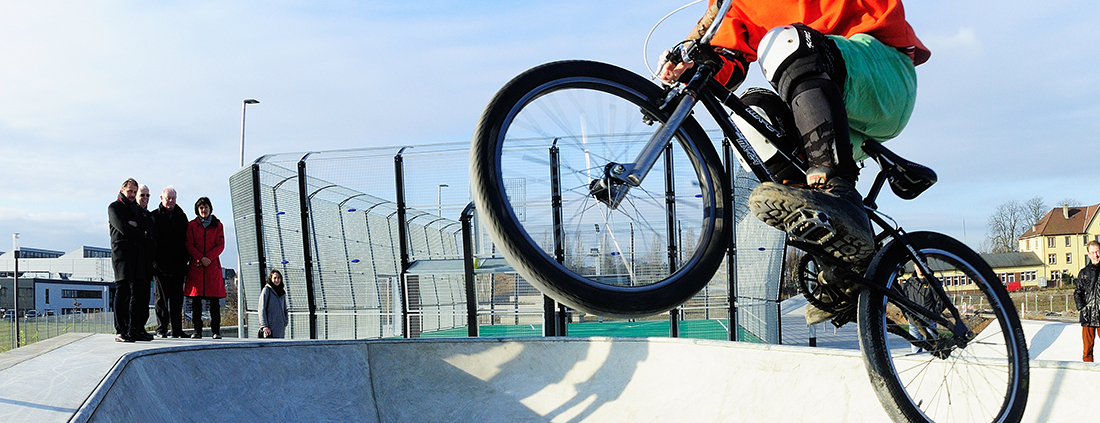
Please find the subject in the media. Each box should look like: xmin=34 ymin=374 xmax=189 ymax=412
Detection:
xmin=470 ymin=60 xmax=731 ymax=318
xmin=858 ymin=231 xmax=1029 ymax=423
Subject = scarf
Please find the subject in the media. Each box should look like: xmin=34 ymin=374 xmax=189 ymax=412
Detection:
xmin=267 ymin=281 xmax=286 ymax=297
xmin=200 ymin=215 xmax=213 ymax=228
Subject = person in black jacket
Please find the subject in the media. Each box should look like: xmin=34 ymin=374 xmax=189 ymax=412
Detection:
xmin=1074 ymin=241 xmax=1100 ymax=362
xmin=131 ymin=184 xmax=157 ymax=341
xmin=902 ymin=263 xmax=946 ymax=354
xmin=152 ymin=186 xmax=190 ymax=338
xmin=108 ymin=178 xmax=150 ymax=342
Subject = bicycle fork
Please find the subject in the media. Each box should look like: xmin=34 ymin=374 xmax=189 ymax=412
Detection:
xmin=589 ymin=83 xmax=699 ymax=209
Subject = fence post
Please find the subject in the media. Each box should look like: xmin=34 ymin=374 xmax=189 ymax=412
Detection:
xmin=545 ymin=141 xmax=565 ymax=336
xmin=663 ymin=144 xmax=680 ymax=338
xmin=394 ymin=148 xmax=412 ymax=338
xmin=723 ymin=138 xmax=739 ymax=341
xmin=244 ymin=163 xmax=268 ymax=338
xmin=297 ymin=157 xmax=319 ymax=339
xmin=461 ymin=203 xmax=479 ymax=337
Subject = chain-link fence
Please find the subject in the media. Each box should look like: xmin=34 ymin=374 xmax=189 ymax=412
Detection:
xmin=229 ymin=138 xmax=786 ymax=342
xmin=1 ymin=312 xmax=115 ymax=352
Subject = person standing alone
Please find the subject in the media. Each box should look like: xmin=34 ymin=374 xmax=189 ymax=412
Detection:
xmin=258 ymin=269 xmax=289 ymax=339
xmin=152 ymin=186 xmax=190 ymax=338
xmin=1074 ymin=241 xmax=1100 ymax=362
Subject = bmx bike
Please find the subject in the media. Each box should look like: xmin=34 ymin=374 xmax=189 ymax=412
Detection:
xmin=469 ymin=3 xmax=1028 ymax=422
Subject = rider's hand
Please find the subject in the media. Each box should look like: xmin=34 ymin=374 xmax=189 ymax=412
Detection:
xmin=659 ymin=51 xmax=695 ymax=85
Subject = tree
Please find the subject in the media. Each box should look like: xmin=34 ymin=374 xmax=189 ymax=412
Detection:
xmin=985 ymin=196 xmax=1047 ymax=253
xmin=1057 ymin=198 xmax=1082 ymax=208
xmin=1023 ymin=196 xmax=1047 ymax=229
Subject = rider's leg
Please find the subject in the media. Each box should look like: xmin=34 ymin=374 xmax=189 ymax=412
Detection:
xmin=760 ymin=23 xmax=854 ymax=185
xmin=748 ymin=24 xmax=872 ymax=263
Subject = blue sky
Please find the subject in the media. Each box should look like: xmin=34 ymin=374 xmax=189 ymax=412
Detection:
xmin=1 ymin=0 xmax=1098 ymax=266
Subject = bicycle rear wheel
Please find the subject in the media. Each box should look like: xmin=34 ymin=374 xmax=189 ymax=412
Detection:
xmin=470 ymin=60 xmax=731 ymax=317
xmin=858 ymin=231 xmax=1028 ymax=423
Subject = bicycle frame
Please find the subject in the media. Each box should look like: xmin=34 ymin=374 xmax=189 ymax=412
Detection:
xmin=598 ymin=46 xmax=973 ymax=342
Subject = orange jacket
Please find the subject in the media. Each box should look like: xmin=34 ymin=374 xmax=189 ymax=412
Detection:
xmin=701 ymin=0 xmax=930 ymax=84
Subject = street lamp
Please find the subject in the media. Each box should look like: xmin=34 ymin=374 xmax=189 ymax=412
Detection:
xmin=437 ymin=184 xmax=449 ymax=217
xmin=12 ymin=233 xmax=19 ymax=348
xmin=239 ymin=99 xmax=260 ymax=167
xmin=238 ymin=98 xmax=258 ymax=337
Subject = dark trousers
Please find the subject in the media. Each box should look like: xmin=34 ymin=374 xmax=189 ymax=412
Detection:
xmin=154 ymin=274 xmax=185 ymax=336
xmin=190 ymin=297 xmax=221 ymax=335
xmin=131 ymin=279 xmax=151 ymax=335
xmin=113 ymin=279 xmax=132 ymax=335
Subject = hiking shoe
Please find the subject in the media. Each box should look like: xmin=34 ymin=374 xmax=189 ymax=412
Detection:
xmin=748 ymin=179 xmax=873 ymax=263
xmin=805 ymin=302 xmax=835 ymax=326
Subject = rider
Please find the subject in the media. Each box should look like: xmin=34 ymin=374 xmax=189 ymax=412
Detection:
xmin=660 ymin=1 xmax=929 ymax=324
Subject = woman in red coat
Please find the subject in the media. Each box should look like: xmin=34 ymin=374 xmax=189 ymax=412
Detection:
xmin=184 ymin=197 xmax=226 ymax=339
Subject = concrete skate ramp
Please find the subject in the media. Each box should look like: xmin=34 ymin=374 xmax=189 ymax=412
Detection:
xmin=74 ymin=337 xmax=892 ymax=422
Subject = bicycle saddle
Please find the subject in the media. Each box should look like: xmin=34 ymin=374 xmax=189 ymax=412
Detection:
xmin=861 ymin=140 xmax=937 ymax=200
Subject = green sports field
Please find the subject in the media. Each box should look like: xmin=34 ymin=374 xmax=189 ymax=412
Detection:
xmin=421 ymin=319 xmax=764 ymax=342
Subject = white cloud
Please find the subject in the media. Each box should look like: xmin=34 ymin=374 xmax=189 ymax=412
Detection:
xmin=927 ymin=27 xmax=980 ymax=51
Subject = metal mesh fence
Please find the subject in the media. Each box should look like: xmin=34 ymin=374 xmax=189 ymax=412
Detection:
xmin=229 ymin=139 xmax=786 ymax=342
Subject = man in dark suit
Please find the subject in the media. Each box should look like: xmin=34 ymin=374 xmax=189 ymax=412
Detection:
xmin=152 ymin=186 xmax=190 ymax=338
xmin=108 ymin=178 xmax=152 ymax=342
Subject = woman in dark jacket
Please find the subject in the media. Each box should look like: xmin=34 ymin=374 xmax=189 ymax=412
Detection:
xmin=184 ymin=197 xmax=226 ymax=339
xmin=258 ymin=269 xmax=289 ymax=338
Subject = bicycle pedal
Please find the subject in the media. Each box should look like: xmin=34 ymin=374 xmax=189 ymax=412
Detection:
xmin=785 ymin=209 xmax=836 ymax=246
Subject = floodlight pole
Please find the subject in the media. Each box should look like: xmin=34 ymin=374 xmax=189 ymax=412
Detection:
xmin=12 ymin=233 xmax=19 ymax=348
xmin=239 ymin=99 xmax=260 ymax=168
xmin=437 ymin=184 xmax=449 ymax=217
xmin=238 ymin=98 xmax=258 ymax=337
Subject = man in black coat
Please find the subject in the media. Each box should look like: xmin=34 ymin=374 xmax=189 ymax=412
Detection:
xmin=152 ymin=186 xmax=190 ymax=338
xmin=108 ymin=178 xmax=150 ymax=342
xmin=132 ymin=184 xmax=156 ymax=340
xmin=1074 ymin=240 xmax=1100 ymax=362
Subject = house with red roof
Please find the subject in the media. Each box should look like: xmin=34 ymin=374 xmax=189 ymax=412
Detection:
xmin=1018 ymin=204 xmax=1100 ymax=287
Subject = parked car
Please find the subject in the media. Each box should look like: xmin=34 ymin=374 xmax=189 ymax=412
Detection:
xmin=2 ymin=310 xmax=14 ymax=320
xmin=24 ymin=310 xmax=37 ymax=319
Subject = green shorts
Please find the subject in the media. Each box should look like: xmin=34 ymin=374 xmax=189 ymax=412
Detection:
xmin=828 ymin=34 xmax=918 ymax=161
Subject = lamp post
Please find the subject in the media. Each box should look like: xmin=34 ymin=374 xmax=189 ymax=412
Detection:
xmin=239 ymin=99 xmax=260 ymax=168
xmin=12 ymin=233 xmax=19 ymax=348
xmin=437 ymin=184 xmax=449 ymax=217
xmin=238 ymin=98 xmax=258 ymax=337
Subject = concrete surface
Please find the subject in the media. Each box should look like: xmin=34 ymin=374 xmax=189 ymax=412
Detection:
xmin=0 ymin=316 xmax=1097 ymax=422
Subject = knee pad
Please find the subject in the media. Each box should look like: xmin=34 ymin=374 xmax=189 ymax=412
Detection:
xmin=731 ymin=88 xmax=805 ymax=182
xmin=758 ymin=24 xmax=845 ymax=101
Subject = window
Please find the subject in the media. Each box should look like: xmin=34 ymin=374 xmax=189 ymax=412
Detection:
xmin=1067 ymin=253 xmax=1073 ymax=264
xmin=1048 ymin=237 xmax=1056 ymax=248
xmin=1008 ymin=273 xmax=1015 ymax=282
xmin=1086 ymin=235 xmax=1091 ymax=245
xmin=45 ymin=288 xmax=50 ymax=305
xmin=1049 ymin=254 xmax=1057 ymax=265
xmin=61 ymin=289 xmax=102 ymax=299
xmin=1066 ymin=236 xmax=1073 ymax=247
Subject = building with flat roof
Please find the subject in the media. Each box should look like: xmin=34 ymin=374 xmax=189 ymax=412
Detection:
xmin=0 ymin=246 xmax=113 ymax=281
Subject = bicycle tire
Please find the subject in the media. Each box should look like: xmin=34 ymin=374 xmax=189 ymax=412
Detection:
xmin=470 ymin=60 xmax=731 ymax=317
xmin=858 ymin=231 xmax=1029 ymax=423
